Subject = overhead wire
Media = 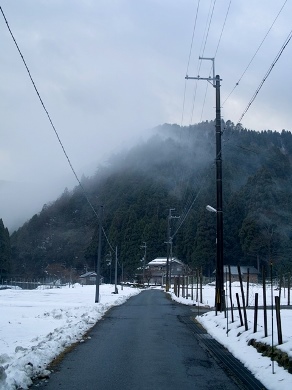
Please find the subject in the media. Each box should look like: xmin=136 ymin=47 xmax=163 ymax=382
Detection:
xmin=0 ymin=6 xmax=115 ymax=252
xmin=171 ymin=162 xmax=215 ymax=240
xmin=237 ymin=28 xmax=292 ymax=125
xmin=177 ymin=1 xmax=205 ymax=230
xmin=186 ymin=0 xmax=201 ymax=77
xmin=213 ymin=0 xmax=232 ymax=59
xmin=223 ymin=0 xmax=288 ymax=106
xmin=173 ymin=0 xmax=225 ymax=240
xmin=181 ymin=0 xmax=201 ymax=127
xmin=175 ymin=1 xmax=290 ymax=239
xmin=175 ymin=1 xmax=232 ymax=237
xmin=177 ymin=1 xmax=216 ymax=218
xmin=189 ymin=0 xmax=216 ymax=124
xmin=199 ymin=0 xmax=232 ymax=121
xmin=218 ymin=1 xmax=290 ymax=160
xmin=174 ymin=173 xmax=203 ymax=230
xmin=199 ymin=0 xmax=217 ymax=61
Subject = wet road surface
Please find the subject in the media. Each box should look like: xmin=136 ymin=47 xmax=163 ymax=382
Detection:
xmin=33 ymin=289 xmax=265 ymax=390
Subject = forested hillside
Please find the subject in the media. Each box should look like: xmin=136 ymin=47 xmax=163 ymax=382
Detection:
xmin=5 ymin=121 xmax=292 ymax=282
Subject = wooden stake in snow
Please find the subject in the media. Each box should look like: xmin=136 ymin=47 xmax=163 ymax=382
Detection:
xmin=237 ymin=265 xmax=248 ymax=331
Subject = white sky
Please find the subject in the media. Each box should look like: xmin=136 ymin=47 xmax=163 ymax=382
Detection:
xmin=0 ymin=0 xmax=291 ymax=230
xmin=0 ymin=283 xmax=291 ymax=389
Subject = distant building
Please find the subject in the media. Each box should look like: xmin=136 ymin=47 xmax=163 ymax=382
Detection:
xmin=223 ymin=266 xmax=259 ymax=283
xmin=146 ymin=257 xmax=187 ymax=285
xmin=79 ymin=271 xmax=104 ymax=285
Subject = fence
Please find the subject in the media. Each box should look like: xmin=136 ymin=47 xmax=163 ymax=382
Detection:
xmin=0 ymin=278 xmax=66 ymax=290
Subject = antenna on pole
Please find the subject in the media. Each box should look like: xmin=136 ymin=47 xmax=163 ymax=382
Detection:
xmin=185 ymin=57 xmax=220 ymax=86
xmin=199 ymin=56 xmax=215 ymax=85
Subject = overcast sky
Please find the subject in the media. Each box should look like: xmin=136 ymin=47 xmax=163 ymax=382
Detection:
xmin=0 ymin=0 xmax=291 ymax=230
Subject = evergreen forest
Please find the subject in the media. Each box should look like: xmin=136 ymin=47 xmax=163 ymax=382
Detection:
xmin=2 ymin=120 xmax=292 ymax=283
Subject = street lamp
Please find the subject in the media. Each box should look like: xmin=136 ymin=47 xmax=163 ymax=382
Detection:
xmin=206 ymin=205 xmax=217 ymax=213
xmin=206 ymin=204 xmax=224 ymax=313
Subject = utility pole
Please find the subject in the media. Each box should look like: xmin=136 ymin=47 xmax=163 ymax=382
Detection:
xmin=114 ymin=246 xmax=118 ymax=294
xmin=140 ymin=242 xmax=147 ymax=284
xmin=169 ymin=237 xmax=173 ymax=285
xmin=165 ymin=209 xmax=179 ymax=292
xmin=121 ymin=262 xmax=124 ymax=290
xmin=215 ymin=73 xmax=224 ymax=313
xmin=186 ymin=58 xmax=224 ymax=312
xmin=95 ymin=205 xmax=103 ymax=303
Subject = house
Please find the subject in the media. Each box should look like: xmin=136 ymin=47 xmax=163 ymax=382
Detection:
xmin=146 ymin=257 xmax=187 ymax=285
xmin=79 ymin=271 xmax=104 ymax=285
xmin=223 ymin=265 xmax=259 ymax=283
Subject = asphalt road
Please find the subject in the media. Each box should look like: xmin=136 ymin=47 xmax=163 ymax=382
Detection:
xmin=33 ymin=289 xmax=265 ymax=390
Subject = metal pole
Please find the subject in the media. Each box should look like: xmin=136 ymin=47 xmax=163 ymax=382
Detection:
xmin=165 ymin=209 xmax=173 ymax=292
xmin=185 ymin=65 xmax=223 ymax=312
xmin=166 ymin=209 xmax=179 ymax=292
xmin=141 ymin=242 xmax=147 ymax=285
xmin=95 ymin=205 xmax=103 ymax=303
xmin=169 ymin=239 xmax=173 ymax=289
xmin=114 ymin=246 xmax=118 ymax=294
xmin=166 ymin=239 xmax=170 ymax=292
xmin=271 ymin=260 xmax=274 ymax=374
xmin=215 ymin=74 xmax=224 ymax=312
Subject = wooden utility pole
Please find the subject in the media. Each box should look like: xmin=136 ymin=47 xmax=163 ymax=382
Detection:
xmin=238 ymin=265 xmax=248 ymax=331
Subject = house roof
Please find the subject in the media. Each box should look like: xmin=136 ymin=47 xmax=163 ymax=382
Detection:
xmin=79 ymin=271 xmax=97 ymax=278
xmin=147 ymin=257 xmax=183 ymax=266
xmin=223 ymin=266 xmax=259 ymax=275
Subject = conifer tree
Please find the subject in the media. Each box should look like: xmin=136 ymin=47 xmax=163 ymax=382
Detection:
xmin=0 ymin=219 xmax=11 ymax=279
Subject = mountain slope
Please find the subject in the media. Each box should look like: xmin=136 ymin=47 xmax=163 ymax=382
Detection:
xmin=9 ymin=121 xmax=292 ymax=281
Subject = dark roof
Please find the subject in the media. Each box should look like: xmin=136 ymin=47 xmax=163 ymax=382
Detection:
xmin=79 ymin=271 xmax=97 ymax=278
xmin=223 ymin=266 xmax=259 ymax=275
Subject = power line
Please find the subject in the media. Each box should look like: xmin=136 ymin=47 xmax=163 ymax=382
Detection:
xmin=178 ymin=1 xmax=229 ymax=233
xmin=181 ymin=0 xmax=201 ymax=127
xmin=237 ymin=29 xmax=292 ymax=124
xmin=189 ymin=0 xmax=216 ymax=124
xmin=176 ymin=174 xmax=203 ymax=226
xmin=213 ymin=0 xmax=232 ymax=58
xmin=223 ymin=0 xmax=288 ymax=105
xmin=199 ymin=0 xmax=217 ymax=64
xmin=0 ymin=6 xmax=115 ymax=251
xmin=185 ymin=0 xmax=201 ymax=76
xmin=199 ymin=0 xmax=232 ymax=121
xmin=177 ymin=1 xmax=287 ymax=236
xmin=171 ymin=163 xmax=214 ymax=240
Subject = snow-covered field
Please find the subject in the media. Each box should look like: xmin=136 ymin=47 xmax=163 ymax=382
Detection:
xmin=0 ymin=284 xmax=141 ymax=389
xmin=0 ymin=282 xmax=291 ymax=390
xmin=170 ymin=282 xmax=292 ymax=390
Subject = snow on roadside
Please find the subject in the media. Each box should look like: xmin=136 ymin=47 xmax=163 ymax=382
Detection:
xmin=0 ymin=284 xmax=141 ymax=389
xmin=170 ymin=283 xmax=292 ymax=390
